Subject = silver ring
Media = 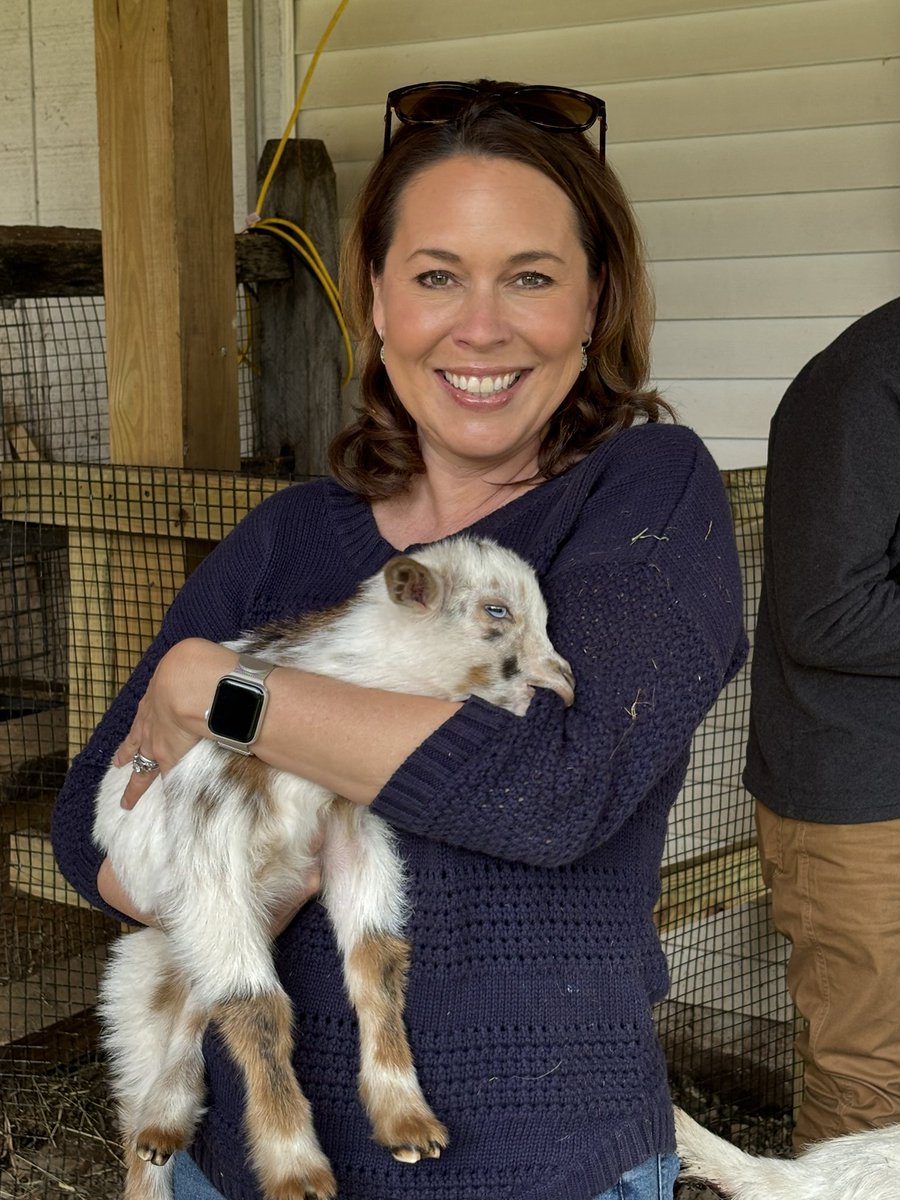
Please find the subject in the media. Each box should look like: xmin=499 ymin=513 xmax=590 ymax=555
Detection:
xmin=132 ymin=751 xmax=160 ymax=775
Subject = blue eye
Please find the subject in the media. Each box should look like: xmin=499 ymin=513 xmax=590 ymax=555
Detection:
xmin=484 ymin=604 xmax=509 ymax=620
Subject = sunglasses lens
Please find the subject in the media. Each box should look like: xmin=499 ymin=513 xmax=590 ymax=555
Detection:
xmin=394 ymin=86 xmax=474 ymax=124
xmin=508 ymin=90 xmax=597 ymax=130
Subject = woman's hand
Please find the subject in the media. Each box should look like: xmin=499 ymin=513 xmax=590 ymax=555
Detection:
xmin=98 ymin=848 xmax=324 ymax=932
xmin=267 ymin=859 xmax=324 ymax=931
xmin=113 ymin=638 xmax=235 ymax=810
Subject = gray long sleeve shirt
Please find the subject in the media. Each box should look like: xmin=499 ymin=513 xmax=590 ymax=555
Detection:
xmin=744 ymin=298 xmax=900 ymax=822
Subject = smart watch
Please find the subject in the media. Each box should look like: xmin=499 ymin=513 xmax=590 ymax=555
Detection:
xmin=206 ymin=653 xmax=276 ymax=754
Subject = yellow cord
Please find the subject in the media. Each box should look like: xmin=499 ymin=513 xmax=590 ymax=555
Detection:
xmin=237 ymin=288 xmax=257 ymax=373
xmin=254 ymin=220 xmax=354 ymax=384
xmin=246 ymin=0 xmax=353 ymax=384
xmin=255 ymin=0 xmax=350 ymax=219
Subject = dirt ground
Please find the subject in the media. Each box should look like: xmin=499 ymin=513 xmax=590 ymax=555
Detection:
xmin=1 ymin=880 xmax=123 ymax=1199
xmin=1 ymin=1059 xmax=122 ymax=1200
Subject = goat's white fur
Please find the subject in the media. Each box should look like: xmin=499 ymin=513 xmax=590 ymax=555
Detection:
xmin=675 ymin=1105 xmax=900 ymax=1200
xmin=93 ymin=536 xmax=574 ymax=1200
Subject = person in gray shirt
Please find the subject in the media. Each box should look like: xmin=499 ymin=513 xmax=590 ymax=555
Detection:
xmin=744 ymin=297 xmax=900 ymax=1150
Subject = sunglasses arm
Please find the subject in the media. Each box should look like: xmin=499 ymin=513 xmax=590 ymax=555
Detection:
xmin=382 ymin=102 xmax=393 ymax=158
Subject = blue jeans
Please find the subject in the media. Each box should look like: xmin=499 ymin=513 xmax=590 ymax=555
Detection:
xmin=592 ymin=1153 xmax=680 ymax=1199
xmin=174 ymin=1153 xmax=226 ymax=1199
xmin=174 ymin=1150 xmax=680 ymax=1199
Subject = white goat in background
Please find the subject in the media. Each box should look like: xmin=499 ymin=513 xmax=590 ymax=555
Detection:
xmin=675 ymin=1105 xmax=900 ymax=1200
xmin=93 ymin=536 xmax=575 ymax=1200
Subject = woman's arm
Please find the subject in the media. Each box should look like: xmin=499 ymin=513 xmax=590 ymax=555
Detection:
xmin=371 ymin=557 xmax=743 ymax=867
xmin=367 ymin=440 xmax=747 ymax=867
xmin=115 ymin=636 xmax=462 ymax=810
xmin=53 ymin=486 xmax=304 ymax=917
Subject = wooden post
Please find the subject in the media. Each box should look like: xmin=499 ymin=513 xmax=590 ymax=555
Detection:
xmin=255 ymin=139 xmax=342 ymax=477
xmin=93 ymin=0 xmax=240 ymax=471
xmin=83 ymin=0 xmax=243 ymax=726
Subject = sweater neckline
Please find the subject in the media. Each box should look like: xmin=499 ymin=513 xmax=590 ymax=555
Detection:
xmin=324 ymin=463 xmax=578 ymax=573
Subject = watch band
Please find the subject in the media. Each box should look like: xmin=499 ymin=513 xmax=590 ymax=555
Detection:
xmin=206 ymin=652 xmax=277 ymax=754
xmin=233 ymin=652 xmax=277 ymax=684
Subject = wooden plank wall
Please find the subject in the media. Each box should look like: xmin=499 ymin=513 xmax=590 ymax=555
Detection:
xmin=294 ymin=0 xmax=900 ymax=468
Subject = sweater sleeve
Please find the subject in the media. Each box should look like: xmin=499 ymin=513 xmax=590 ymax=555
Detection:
xmin=764 ymin=329 xmax=900 ymax=675
xmin=371 ymin=437 xmax=747 ymax=867
xmin=50 ymin=495 xmax=281 ymax=916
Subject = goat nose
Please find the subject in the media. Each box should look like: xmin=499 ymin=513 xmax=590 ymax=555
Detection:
xmin=529 ymin=658 xmax=575 ymax=708
xmin=555 ymin=666 xmax=575 ymax=708
xmin=555 ymin=658 xmax=575 ymax=707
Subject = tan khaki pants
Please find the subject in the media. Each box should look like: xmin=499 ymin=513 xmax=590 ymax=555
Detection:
xmin=756 ymin=800 xmax=900 ymax=1150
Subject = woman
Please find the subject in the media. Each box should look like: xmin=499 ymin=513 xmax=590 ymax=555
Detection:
xmin=53 ymin=80 xmax=747 ymax=1200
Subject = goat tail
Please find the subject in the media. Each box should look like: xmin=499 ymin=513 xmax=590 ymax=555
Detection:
xmin=674 ymin=1107 xmax=771 ymax=1199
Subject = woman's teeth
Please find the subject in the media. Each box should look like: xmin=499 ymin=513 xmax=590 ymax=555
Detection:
xmin=442 ymin=371 xmax=520 ymax=396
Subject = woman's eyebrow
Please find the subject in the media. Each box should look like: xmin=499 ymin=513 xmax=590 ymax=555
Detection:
xmin=407 ymin=247 xmax=565 ymax=265
xmin=507 ymin=249 xmax=565 ymax=266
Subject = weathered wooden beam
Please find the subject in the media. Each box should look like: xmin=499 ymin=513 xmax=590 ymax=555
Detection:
xmin=2 ymin=461 xmax=291 ymax=541
xmin=0 ymin=225 xmax=292 ymax=298
xmin=654 ymin=841 xmax=766 ymax=934
xmin=0 ymin=227 xmax=104 ymax=298
xmin=94 ymin=0 xmax=239 ymax=471
xmin=254 ymin=139 xmax=343 ymax=476
xmin=0 ymin=1006 xmax=101 ymax=1067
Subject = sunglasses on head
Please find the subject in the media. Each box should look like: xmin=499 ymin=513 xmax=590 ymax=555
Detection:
xmin=383 ymin=81 xmax=607 ymax=162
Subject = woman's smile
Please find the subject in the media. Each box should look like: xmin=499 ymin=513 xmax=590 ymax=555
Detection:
xmin=437 ymin=367 xmax=529 ymax=408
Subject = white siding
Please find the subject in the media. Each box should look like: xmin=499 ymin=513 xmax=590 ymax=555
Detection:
xmin=0 ymin=0 xmax=292 ymax=232
xmin=294 ymin=0 xmax=900 ymax=468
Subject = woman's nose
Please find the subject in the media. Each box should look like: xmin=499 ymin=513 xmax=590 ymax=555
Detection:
xmin=451 ymin=288 xmax=510 ymax=349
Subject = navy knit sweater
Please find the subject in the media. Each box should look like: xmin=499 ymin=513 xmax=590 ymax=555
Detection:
xmin=52 ymin=422 xmax=746 ymax=1200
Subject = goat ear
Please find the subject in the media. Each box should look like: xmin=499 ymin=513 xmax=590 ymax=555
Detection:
xmin=383 ymin=556 xmax=443 ymax=610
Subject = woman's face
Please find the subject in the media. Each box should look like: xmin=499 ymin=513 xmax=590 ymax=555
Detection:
xmin=371 ymin=154 xmax=600 ymax=478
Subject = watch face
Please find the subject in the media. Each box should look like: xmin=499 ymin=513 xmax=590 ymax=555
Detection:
xmin=207 ymin=678 xmax=266 ymax=743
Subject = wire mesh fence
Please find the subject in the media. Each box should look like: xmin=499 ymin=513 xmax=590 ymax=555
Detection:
xmin=658 ymin=468 xmax=796 ymax=1163
xmin=0 ymin=286 xmax=790 ymax=1198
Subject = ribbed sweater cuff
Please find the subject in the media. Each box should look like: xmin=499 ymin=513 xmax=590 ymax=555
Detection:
xmin=371 ymin=697 xmax=515 ymax=830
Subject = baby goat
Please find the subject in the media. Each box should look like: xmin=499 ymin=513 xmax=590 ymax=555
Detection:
xmin=93 ymin=536 xmax=574 ymax=1200
xmin=675 ymin=1106 xmax=900 ymax=1200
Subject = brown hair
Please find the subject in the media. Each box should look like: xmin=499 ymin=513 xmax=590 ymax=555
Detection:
xmin=330 ymin=83 xmax=673 ymax=499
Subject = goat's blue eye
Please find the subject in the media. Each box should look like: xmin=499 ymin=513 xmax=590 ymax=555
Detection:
xmin=484 ymin=604 xmax=509 ymax=620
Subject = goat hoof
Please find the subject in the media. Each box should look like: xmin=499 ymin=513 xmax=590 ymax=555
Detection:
xmin=267 ymin=1168 xmax=337 ymax=1200
xmin=390 ymin=1139 xmax=444 ymax=1164
xmin=134 ymin=1125 xmax=185 ymax=1166
xmin=135 ymin=1143 xmax=172 ymax=1167
xmin=391 ymin=1146 xmax=422 ymax=1164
